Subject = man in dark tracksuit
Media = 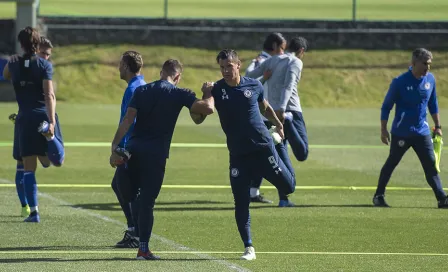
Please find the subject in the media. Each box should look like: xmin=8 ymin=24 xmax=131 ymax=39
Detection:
xmin=374 ymin=48 xmax=448 ymax=208
xmin=110 ymin=59 xmax=215 ymax=260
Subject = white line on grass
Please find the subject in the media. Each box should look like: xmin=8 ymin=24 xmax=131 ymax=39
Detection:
xmin=0 ymin=250 xmax=447 ymax=257
xmin=0 ymin=178 xmax=250 ymax=272
xmin=0 ymin=184 xmax=442 ymax=191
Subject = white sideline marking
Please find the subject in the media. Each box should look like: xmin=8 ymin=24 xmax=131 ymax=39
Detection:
xmin=0 ymin=250 xmax=447 ymax=257
xmin=0 ymin=178 xmax=250 ymax=272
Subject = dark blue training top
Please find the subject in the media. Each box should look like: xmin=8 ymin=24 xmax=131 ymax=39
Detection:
xmin=119 ymin=75 xmax=146 ymax=148
xmin=381 ymin=68 xmax=438 ymax=137
xmin=8 ymin=55 xmax=53 ymax=115
xmin=212 ymin=76 xmax=272 ymax=156
xmin=127 ymin=80 xmax=197 ymax=158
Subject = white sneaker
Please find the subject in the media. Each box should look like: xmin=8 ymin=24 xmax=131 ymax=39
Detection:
xmin=269 ymin=126 xmax=282 ymax=145
xmin=240 ymin=246 xmax=256 ymax=260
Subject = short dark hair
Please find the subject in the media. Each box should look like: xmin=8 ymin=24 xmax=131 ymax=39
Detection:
xmin=162 ymin=59 xmax=183 ymax=77
xmin=39 ymin=36 xmax=53 ymax=49
xmin=18 ymin=26 xmax=40 ymax=54
xmin=412 ymin=48 xmax=432 ymax=62
xmin=288 ymin=37 xmax=308 ymax=53
xmin=263 ymin=33 xmax=286 ymax=51
xmin=216 ymin=49 xmax=240 ymax=64
xmin=121 ymin=51 xmax=143 ymax=73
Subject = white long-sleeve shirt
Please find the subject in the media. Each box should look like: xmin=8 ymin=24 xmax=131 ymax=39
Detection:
xmin=246 ymin=53 xmax=303 ymax=113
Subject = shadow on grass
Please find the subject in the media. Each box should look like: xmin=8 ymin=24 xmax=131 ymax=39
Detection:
xmin=65 ymin=202 xmax=437 ymax=212
xmin=0 ymin=257 xmax=231 ymax=263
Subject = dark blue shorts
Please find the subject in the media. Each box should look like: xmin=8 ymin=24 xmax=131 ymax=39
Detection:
xmin=14 ymin=112 xmax=64 ymax=159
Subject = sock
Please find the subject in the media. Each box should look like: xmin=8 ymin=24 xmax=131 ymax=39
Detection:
xmin=23 ymin=171 xmax=38 ymax=211
xmin=46 ymin=136 xmax=65 ymax=166
xmin=249 ymin=188 xmax=259 ymax=198
xmin=139 ymin=242 xmax=149 ymax=253
xmin=279 ymin=192 xmax=289 ymax=201
xmin=15 ymin=164 xmax=27 ymax=206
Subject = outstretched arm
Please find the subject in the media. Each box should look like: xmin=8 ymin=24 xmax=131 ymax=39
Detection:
xmin=190 ymin=82 xmax=215 ymax=124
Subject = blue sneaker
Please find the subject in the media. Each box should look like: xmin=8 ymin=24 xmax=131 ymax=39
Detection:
xmin=278 ymin=200 xmax=295 ymax=207
xmin=24 ymin=213 xmax=40 ymax=223
xmin=37 ymin=121 xmax=49 ymax=134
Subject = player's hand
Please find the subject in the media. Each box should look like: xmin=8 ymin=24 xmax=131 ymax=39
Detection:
xmin=276 ymin=123 xmax=285 ymax=140
xmin=201 ymin=82 xmax=214 ymax=93
xmin=42 ymin=123 xmax=55 ymax=138
xmin=381 ymin=129 xmax=390 ymax=145
xmin=274 ymin=110 xmax=286 ymax=124
xmin=434 ymin=128 xmax=443 ymax=136
xmin=109 ymin=152 xmax=124 ymax=168
xmin=8 ymin=54 xmax=19 ymax=63
xmin=263 ymin=70 xmax=272 ymax=81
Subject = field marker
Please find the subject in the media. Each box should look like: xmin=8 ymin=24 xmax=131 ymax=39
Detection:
xmin=0 ymin=184 xmax=443 ymax=191
xmin=0 ymin=178 xmax=249 ymax=272
xmin=0 ymin=142 xmax=387 ymax=149
xmin=0 ymin=250 xmax=447 ymax=257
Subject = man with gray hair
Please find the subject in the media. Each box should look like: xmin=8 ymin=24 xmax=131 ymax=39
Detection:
xmin=374 ymin=48 xmax=448 ymax=208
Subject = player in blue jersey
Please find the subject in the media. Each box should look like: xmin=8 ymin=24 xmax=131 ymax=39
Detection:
xmin=3 ymin=27 xmax=65 ymax=223
xmin=245 ymin=32 xmax=287 ymax=204
xmin=8 ymin=36 xmax=56 ymax=218
xmin=112 ymin=51 xmax=146 ymax=248
xmin=207 ymin=49 xmax=296 ymax=260
xmin=109 ymin=59 xmax=215 ymax=260
xmin=375 ymin=48 xmax=448 ymax=208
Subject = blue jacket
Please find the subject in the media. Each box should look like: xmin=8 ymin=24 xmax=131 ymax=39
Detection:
xmin=119 ymin=75 xmax=146 ymax=147
xmin=381 ymin=69 xmax=438 ymax=137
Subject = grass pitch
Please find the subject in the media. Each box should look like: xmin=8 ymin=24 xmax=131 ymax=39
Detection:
xmin=0 ymin=103 xmax=448 ymax=271
xmin=0 ymin=0 xmax=447 ymax=21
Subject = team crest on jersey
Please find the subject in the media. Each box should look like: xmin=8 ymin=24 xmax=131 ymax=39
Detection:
xmin=243 ymin=89 xmax=253 ymax=98
xmin=231 ymin=168 xmax=239 ymax=177
xmin=425 ymin=82 xmax=431 ymax=90
xmin=398 ymin=140 xmax=405 ymax=147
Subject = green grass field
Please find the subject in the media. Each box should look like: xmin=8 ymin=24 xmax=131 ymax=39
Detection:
xmin=1 ymin=103 xmax=448 ymax=271
xmin=45 ymin=45 xmax=448 ymax=107
xmin=0 ymin=0 xmax=447 ymax=20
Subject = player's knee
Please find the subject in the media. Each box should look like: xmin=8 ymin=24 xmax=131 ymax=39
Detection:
xmin=297 ymin=150 xmax=309 ymax=161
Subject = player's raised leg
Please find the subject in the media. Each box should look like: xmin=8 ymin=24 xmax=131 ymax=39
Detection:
xmin=38 ymin=115 xmax=64 ymax=167
xmin=283 ymin=111 xmax=309 ymax=162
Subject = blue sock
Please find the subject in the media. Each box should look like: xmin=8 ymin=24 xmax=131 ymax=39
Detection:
xmin=47 ymin=136 xmax=65 ymax=166
xmin=139 ymin=242 xmax=149 ymax=253
xmin=23 ymin=171 xmax=38 ymax=209
xmin=15 ymin=164 xmax=27 ymax=206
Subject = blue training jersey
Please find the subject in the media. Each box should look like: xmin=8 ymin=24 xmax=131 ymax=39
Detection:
xmin=381 ymin=69 xmax=438 ymax=137
xmin=127 ymin=80 xmax=198 ymax=158
xmin=119 ymin=75 xmax=146 ymax=148
xmin=212 ymin=76 xmax=272 ymax=156
xmin=8 ymin=55 xmax=53 ymax=115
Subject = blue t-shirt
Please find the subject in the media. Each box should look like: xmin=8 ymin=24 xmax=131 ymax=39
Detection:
xmin=8 ymin=55 xmax=53 ymax=114
xmin=381 ymin=69 xmax=438 ymax=137
xmin=127 ymin=80 xmax=197 ymax=158
xmin=212 ymin=76 xmax=272 ymax=156
xmin=119 ymin=75 xmax=146 ymax=148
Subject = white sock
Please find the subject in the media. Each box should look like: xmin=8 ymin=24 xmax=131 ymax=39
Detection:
xmin=128 ymin=227 xmax=135 ymax=232
xmin=250 ymin=188 xmax=260 ymax=198
xmin=30 ymin=206 xmax=38 ymax=213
